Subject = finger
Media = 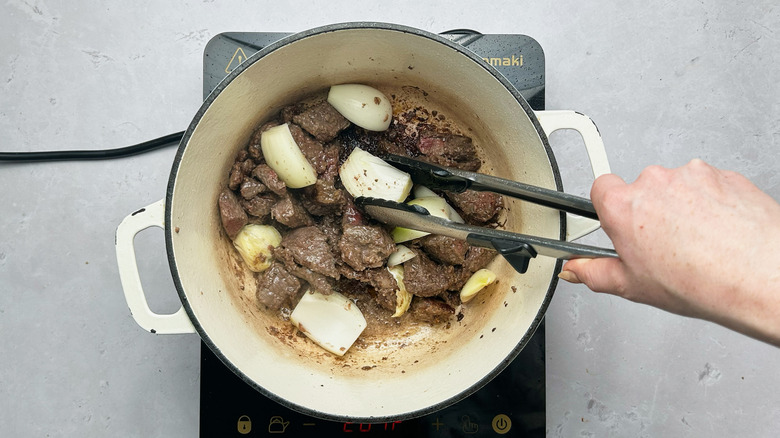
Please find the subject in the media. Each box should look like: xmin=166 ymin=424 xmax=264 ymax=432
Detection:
xmin=560 ymin=257 xmax=631 ymax=298
xmin=590 ymin=173 xmax=627 ymax=208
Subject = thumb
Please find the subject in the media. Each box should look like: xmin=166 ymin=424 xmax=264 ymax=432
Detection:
xmin=559 ymin=257 xmax=630 ymax=297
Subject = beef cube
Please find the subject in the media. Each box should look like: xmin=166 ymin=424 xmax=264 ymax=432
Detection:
xmin=420 ymin=235 xmax=469 ymax=265
xmin=339 ymin=224 xmax=395 ymax=271
xmin=271 ymin=196 xmax=313 ymax=228
xmin=339 ymin=266 xmax=398 ymax=312
xmin=318 ymin=214 xmax=342 ymax=254
xmin=253 ymin=164 xmax=287 ymax=196
xmin=256 ymin=262 xmax=302 ymax=311
xmin=299 ymin=175 xmax=345 ymax=217
xmin=409 ymin=297 xmax=454 ymax=324
xmin=445 ymin=190 xmax=503 ymax=224
xmin=287 ymin=124 xmax=326 ymax=172
xmin=312 ymin=177 xmax=345 ymax=206
xmin=439 ymin=290 xmax=461 ymax=309
xmin=342 ymin=198 xmax=366 ymax=227
xmin=241 ymin=194 xmax=276 ymax=218
xmin=292 ymin=101 xmax=351 ymax=142
xmin=281 ymin=103 xmax=304 ymax=124
xmin=402 ymin=249 xmax=455 ymax=297
xmin=275 ymin=246 xmax=334 ymax=295
xmin=416 ymin=126 xmax=481 ymax=171
xmin=366 ymin=268 xmax=399 ymax=312
xmin=319 ymin=142 xmax=341 ymax=179
xmin=279 ymin=226 xmax=339 ymax=279
xmin=218 ymin=189 xmax=247 ymax=239
xmin=239 ymin=178 xmax=266 ymax=199
xmin=463 ymin=246 xmax=497 ymax=272
xmin=228 ymin=161 xmax=244 ymax=190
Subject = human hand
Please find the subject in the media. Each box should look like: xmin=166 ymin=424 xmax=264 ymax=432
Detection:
xmin=560 ymin=159 xmax=780 ymax=346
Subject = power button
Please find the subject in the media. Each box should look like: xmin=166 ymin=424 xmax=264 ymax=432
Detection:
xmin=491 ymin=414 xmax=512 ymax=434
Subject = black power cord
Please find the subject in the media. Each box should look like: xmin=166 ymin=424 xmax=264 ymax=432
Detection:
xmin=0 ymin=131 xmax=184 ymax=163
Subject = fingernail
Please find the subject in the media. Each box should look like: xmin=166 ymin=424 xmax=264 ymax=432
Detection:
xmin=558 ymin=270 xmax=582 ymax=284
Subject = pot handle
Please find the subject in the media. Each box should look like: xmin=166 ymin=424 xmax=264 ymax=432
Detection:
xmin=115 ymin=199 xmax=196 ymax=334
xmin=533 ymin=110 xmax=611 ymax=241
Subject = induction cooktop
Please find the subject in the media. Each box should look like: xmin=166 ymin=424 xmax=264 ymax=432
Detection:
xmin=199 ymin=30 xmax=546 ymax=437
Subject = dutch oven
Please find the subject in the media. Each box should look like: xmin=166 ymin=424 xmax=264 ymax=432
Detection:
xmin=115 ymin=22 xmax=609 ymax=422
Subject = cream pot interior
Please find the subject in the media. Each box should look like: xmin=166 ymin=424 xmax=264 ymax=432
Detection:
xmin=165 ymin=23 xmax=563 ymax=421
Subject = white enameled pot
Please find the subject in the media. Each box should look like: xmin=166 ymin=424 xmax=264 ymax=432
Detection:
xmin=115 ymin=23 xmax=609 ymax=422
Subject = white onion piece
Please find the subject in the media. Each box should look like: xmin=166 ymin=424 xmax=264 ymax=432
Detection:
xmin=339 ymin=147 xmax=412 ymax=202
xmin=391 ymin=196 xmax=463 ymax=243
xmin=387 ymin=244 xmax=416 ymax=267
xmin=413 ymin=185 xmax=438 ymax=199
xmin=460 ymin=269 xmax=497 ymax=303
xmin=327 ymin=84 xmax=393 ymax=131
xmin=387 ymin=266 xmax=413 ymax=318
xmin=290 ymin=290 xmax=367 ymax=356
xmin=232 ymin=224 xmax=282 ymax=272
xmin=260 ymin=123 xmax=317 ymax=188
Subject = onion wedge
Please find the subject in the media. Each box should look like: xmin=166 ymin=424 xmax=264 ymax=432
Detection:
xmin=327 ymin=84 xmax=393 ymax=131
xmin=290 ymin=290 xmax=367 ymax=356
xmin=460 ymin=269 xmax=497 ymax=303
xmin=339 ymin=147 xmax=412 ymax=202
xmin=260 ymin=123 xmax=317 ymax=188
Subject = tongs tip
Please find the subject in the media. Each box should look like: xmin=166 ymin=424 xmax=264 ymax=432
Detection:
xmin=382 ymin=154 xmax=471 ymax=193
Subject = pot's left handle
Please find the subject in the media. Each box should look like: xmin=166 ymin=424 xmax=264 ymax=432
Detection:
xmin=534 ymin=110 xmax=611 ymax=241
xmin=115 ymin=199 xmax=196 ymax=334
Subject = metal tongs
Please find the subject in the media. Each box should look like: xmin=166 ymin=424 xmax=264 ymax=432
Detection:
xmin=354 ymin=154 xmax=617 ymax=274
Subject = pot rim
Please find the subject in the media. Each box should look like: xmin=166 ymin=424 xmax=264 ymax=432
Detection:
xmin=164 ymin=21 xmax=565 ymax=422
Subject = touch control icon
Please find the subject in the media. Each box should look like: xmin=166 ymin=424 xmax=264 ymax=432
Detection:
xmin=492 ymin=414 xmax=512 ymax=434
xmin=237 ymin=415 xmax=252 ymax=434
xmin=268 ymin=416 xmax=290 ymax=434
xmin=461 ymin=415 xmax=479 ymax=434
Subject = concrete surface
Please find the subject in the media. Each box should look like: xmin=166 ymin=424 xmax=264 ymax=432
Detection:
xmin=1 ymin=0 xmax=779 ymax=436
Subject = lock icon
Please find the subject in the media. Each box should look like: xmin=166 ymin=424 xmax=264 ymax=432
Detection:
xmin=237 ymin=415 xmax=252 ymax=434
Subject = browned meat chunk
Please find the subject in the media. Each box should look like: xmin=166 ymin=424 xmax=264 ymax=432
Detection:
xmin=342 ymin=198 xmax=366 ymax=226
xmin=420 ymin=235 xmax=469 ymax=265
xmin=271 ymin=196 xmax=314 ymax=228
xmin=218 ymin=189 xmax=247 ymax=239
xmin=241 ymin=194 xmax=276 ymax=218
xmin=445 ymin=190 xmax=503 ymax=224
xmin=340 ymin=266 xmax=398 ymax=312
xmin=228 ymin=161 xmax=244 ymax=190
xmin=403 ymin=249 xmax=455 ymax=297
xmin=299 ymin=175 xmax=345 ymax=216
xmin=439 ymin=290 xmax=461 ymax=309
xmin=253 ymin=164 xmax=287 ymax=196
xmin=279 ymin=226 xmax=339 ymax=279
xmin=409 ymin=297 xmax=454 ymax=324
xmin=239 ymin=178 xmax=266 ymax=199
xmin=417 ymin=127 xmax=481 ymax=171
xmin=463 ymin=246 xmax=497 ymax=272
xmin=256 ymin=262 xmax=302 ymax=310
xmin=292 ymin=101 xmax=351 ymax=142
xmin=318 ymin=142 xmax=342 ymax=179
xmin=275 ymin=246 xmax=334 ymax=295
xmin=318 ymin=214 xmax=342 ymax=254
xmin=287 ymin=123 xmax=326 ymax=172
xmin=339 ymin=224 xmax=395 ymax=271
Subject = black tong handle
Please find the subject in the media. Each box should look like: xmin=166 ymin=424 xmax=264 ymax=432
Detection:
xmin=466 ymin=173 xmax=598 ymax=220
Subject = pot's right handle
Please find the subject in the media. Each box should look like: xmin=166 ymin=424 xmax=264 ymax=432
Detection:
xmin=115 ymin=199 xmax=196 ymax=334
xmin=534 ymin=110 xmax=611 ymax=241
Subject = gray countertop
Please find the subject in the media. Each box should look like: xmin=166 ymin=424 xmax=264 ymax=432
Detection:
xmin=2 ymin=1 xmax=779 ymax=436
